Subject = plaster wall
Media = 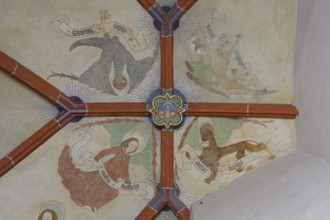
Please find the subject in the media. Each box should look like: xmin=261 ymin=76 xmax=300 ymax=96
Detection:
xmin=191 ymin=151 xmax=330 ymax=220
xmin=294 ymin=0 xmax=330 ymax=164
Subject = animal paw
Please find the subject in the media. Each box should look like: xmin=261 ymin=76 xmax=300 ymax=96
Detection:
xmin=185 ymin=61 xmax=194 ymax=71
xmin=269 ymin=155 xmax=276 ymax=160
xmin=236 ymin=167 xmax=244 ymax=172
xmin=244 ymin=165 xmax=256 ymax=171
xmin=204 ymin=177 xmax=212 ymax=184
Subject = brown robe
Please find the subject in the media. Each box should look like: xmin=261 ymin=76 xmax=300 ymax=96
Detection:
xmin=58 ymin=145 xmax=130 ymax=212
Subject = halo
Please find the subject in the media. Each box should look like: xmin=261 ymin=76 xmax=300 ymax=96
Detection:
xmin=122 ymin=121 xmax=151 ymax=155
xmin=109 ymin=63 xmax=130 ymax=94
xmin=39 ymin=201 xmax=64 ymax=220
xmin=197 ymin=117 xmax=217 ymax=143
xmin=198 ymin=117 xmax=216 ymax=134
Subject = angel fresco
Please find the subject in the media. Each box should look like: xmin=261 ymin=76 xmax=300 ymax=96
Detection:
xmin=58 ymin=119 xmax=155 ymax=212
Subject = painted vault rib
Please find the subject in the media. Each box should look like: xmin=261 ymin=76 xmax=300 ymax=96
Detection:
xmin=0 ymin=0 xmax=298 ymax=219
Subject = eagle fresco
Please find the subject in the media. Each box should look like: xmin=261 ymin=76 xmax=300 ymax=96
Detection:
xmin=49 ymin=33 xmax=158 ymax=95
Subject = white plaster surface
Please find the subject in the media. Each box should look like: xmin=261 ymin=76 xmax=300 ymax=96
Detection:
xmin=0 ymin=70 xmax=48 ymax=158
xmin=191 ymin=151 xmax=330 ymax=220
xmin=294 ymin=0 xmax=330 ymax=164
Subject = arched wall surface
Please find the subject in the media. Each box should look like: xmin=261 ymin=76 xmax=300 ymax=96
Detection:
xmin=191 ymin=1 xmax=330 ymax=219
xmin=294 ymin=0 xmax=330 ymax=164
xmin=191 ymin=151 xmax=330 ymax=220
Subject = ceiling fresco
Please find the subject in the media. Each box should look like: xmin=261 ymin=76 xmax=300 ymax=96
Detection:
xmin=0 ymin=0 xmax=297 ymax=219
